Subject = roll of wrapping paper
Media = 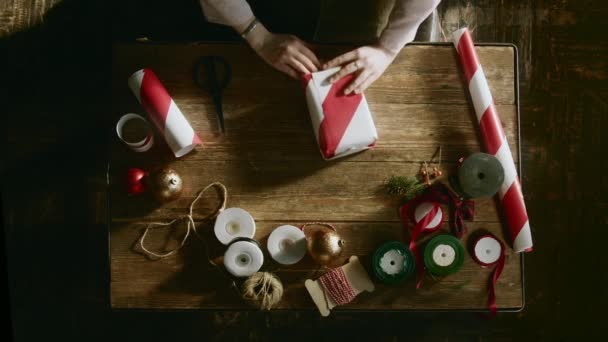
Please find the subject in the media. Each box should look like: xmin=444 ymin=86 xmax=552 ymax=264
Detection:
xmin=452 ymin=28 xmax=533 ymax=253
xmin=423 ymin=235 xmax=464 ymax=277
xmin=128 ymin=69 xmax=202 ymax=158
xmin=372 ymin=241 xmax=415 ymax=284
xmin=451 ymin=153 xmax=504 ymax=199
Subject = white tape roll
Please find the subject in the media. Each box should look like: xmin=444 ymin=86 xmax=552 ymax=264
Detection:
xmin=267 ymin=225 xmax=307 ymax=265
xmin=431 ymin=244 xmax=456 ymax=267
xmin=474 ymin=236 xmax=502 ymax=265
xmin=224 ymin=240 xmax=264 ymax=277
xmin=116 ymin=113 xmax=154 ymax=152
xmin=214 ymin=208 xmax=256 ymax=245
xmin=414 ymin=201 xmax=443 ymax=230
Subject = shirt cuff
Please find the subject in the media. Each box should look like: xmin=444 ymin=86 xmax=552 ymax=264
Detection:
xmin=200 ymin=0 xmax=255 ymax=29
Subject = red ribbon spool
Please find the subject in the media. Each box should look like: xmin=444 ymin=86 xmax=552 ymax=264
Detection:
xmin=472 ymin=234 xmax=505 ymax=316
xmin=400 ymin=198 xmax=443 ymax=288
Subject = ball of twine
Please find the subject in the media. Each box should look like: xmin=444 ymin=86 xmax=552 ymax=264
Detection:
xmin=241 ymin=272 xmax=283 ymax=310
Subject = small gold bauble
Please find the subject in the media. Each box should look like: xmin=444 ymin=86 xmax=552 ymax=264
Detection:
xmin=305 ymin=225 xmax=345 ymax=266
xmin=149 ymin=168 xmax=183 ymax=203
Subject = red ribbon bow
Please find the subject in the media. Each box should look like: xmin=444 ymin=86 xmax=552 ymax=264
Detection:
xmin=426 ymin=183 xmax=474 ymax=237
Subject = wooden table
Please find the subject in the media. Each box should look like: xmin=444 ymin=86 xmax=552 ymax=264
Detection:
xmin=110 ymin=42 xmax=523 ymax=311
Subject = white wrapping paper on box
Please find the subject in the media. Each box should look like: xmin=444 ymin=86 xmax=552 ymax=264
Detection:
xmin=303 ymin=68 xmax=378 ymax=160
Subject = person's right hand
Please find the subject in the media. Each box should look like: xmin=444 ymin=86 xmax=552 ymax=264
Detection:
xmin=247 ymin=28 xmax=321 ymax=79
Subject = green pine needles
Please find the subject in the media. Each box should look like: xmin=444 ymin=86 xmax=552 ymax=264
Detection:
xmin=385 ymin=176 xmax=426 ymax=200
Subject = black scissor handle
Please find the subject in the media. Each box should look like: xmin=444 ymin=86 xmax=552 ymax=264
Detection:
xmin=192 ymin=56 xmax=232 ymax=94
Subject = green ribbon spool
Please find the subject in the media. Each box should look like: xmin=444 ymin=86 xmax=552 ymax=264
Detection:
xmin=423 ymin=235 xmax=465 ymax=276
xmin=451 ymin=152 xmax=504 ymax=199
xmin=372 ymin=241 xmax=415 ymax=284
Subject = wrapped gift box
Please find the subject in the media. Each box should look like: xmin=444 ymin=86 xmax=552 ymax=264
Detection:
xmin=303 ymin=67 xmax=378 ymax=160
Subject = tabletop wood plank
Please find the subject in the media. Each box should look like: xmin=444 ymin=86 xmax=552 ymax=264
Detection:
xmin=110 ymin=43 xmax=522 ymax=310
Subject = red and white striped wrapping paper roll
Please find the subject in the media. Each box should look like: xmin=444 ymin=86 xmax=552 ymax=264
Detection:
xmin=303 ymin=67 xmax=378 ymax=160
xmin=452 ymin=28 xmax=533 ymax=253
xmin=128 ymin=69 xmax=202 ymax=158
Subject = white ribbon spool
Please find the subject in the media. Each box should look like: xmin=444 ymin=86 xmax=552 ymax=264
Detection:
xmin=267 ymin=225 xmax=307 ymax=265
xmin=214 ymin=207 xmax=256 ymax=245
xmin=474 ymin=236 xmax=502 ymax=265
xmin=379 ymin=249 xmax=405 ymax=275
xmin=414 ymin=201 xmax=443 ymax=230
xmin=431 ymin=244 xmax=456 ymax=267
xmin=224 ymin=240 xmax=264 ymax=277
xmin=116 ymin=113 xmax=154 ymax=152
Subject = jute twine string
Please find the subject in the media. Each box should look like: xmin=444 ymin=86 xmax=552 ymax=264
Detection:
xmin=138 ymin=182 xmax=227 ymax=259
xmin=241 ymin=272 xmax=284 ymax=310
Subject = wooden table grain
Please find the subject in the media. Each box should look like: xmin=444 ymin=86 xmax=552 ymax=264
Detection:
xmin=109 ymin=42 xmax=523 ymax=311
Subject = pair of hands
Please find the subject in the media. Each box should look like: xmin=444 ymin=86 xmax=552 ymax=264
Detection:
xmin=250 ymin=32 xmax=396 ymax=95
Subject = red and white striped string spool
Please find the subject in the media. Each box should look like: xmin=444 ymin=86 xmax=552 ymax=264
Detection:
xmin=128 ymin=69 xmax=202 ymax=158
xmin=318 ymin=267 xmax=357 ymax=305
xmin=452 ymin=28 xmax=533 ymax=253
xmin=303 ymin=67 xmax=378 ymax=160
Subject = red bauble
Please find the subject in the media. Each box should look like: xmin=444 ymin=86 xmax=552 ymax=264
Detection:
xmin=126 ymin=168 xmax=146 ymax=195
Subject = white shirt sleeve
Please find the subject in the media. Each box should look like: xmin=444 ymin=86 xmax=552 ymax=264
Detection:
xmin=199 ymin=0 xmax=255 ymax=29
xmin=379 ymin=0 xmax=442 ymax=53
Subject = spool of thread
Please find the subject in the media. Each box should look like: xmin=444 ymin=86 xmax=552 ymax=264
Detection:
xmin=223 ymin=238 xmax=264 ymax=277
xmin=267 ymin=225 xmax=307 ymax=265
xmin=241 ymin=272 xmax=284 ymax=310
xmin=372 ymin=241 xmax=415 ymax=284
xmin=214 ymin=207 xmax=256 ymax=245
xmin=423 ymin=235 xmax=465 ymax=276
xmin=451 ymin=153 xmax=504 ymax=199
xmin=116 ymin=113 xmax=154 ymax=152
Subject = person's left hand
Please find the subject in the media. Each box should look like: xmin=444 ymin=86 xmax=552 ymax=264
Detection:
xmin=323 ymin=45 xmax=397 ymax=95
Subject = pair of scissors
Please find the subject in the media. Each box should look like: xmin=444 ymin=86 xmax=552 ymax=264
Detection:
xmin=192 ymin=56 xmax=232 ymax=133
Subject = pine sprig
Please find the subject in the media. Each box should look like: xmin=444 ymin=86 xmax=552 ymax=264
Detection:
xmin=385 ymin=176 xmax=426 ymax=200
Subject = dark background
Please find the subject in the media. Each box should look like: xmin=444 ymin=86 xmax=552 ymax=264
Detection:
xmin=1 ymin=0 xmax=607 ymax=340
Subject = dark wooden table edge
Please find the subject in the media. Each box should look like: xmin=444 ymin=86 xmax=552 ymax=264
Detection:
xmin=106 ymin=42 xmax=525 ymax=313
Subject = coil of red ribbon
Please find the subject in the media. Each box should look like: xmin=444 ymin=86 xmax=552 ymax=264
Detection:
xmin=472 ymin=233 xmax=505 ymax=316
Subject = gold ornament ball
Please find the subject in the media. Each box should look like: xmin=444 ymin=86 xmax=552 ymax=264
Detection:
xmin=305 ymin=226 xmax=345 ymax=266
xmin=149 ymin=168 xmax=183 ymax=203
